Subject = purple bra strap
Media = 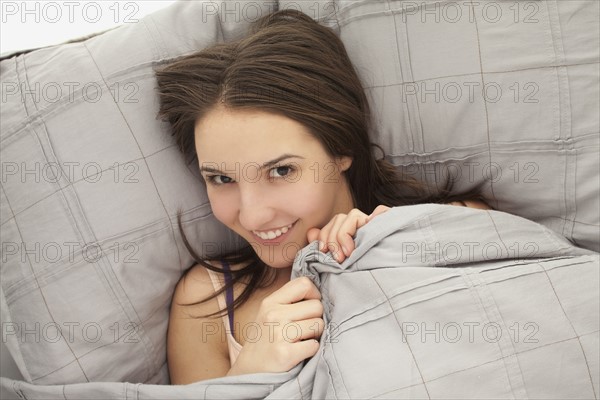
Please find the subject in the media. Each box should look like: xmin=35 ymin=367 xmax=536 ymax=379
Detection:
xmin=222 ymin=260 xmax=235 ymax=334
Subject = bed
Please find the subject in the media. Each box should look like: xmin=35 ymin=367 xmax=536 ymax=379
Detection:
xmin=1 ymin=1 xmax=598 ymax=398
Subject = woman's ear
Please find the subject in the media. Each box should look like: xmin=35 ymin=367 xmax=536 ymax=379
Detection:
xmin=337 ymin=156 xmax=353 ymax=172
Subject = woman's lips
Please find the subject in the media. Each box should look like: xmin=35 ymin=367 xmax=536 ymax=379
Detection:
xmin=251 ymin=221 xmax=297 ymax=245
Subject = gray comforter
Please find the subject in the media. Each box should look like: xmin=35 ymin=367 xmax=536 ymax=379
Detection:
xmin=2 ymin=204 xmax=598 ymax=399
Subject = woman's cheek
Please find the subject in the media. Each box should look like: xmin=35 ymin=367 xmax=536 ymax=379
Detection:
xmin=207 ymin=189 xmax=236 ymax=226
xmin=287 ymin=179 xmax=334 ymax=225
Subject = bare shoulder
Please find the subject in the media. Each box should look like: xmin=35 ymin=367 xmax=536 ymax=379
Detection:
xmin=168 ymin=263 xmax=229 ymax=384
xmin=171 ymin=264 xmax=217 ymax=308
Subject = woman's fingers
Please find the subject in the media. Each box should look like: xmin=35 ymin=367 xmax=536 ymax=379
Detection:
xmin=324 ymin=209 xmax=370 ymax=262
xmin=447 ymin=199 xmax=493 ymax=210
xmin=306 ymin=227 xmax=322 ymax=248
xmin=316 ymin=215 xmax=337 ymax=253
xmin=272 ymin=299 xmax=323 ymax=322
xmin=333 ymin=209 xmax=369 ymax=260
xmin=286 ymin=318 xmax=325 ymax=341
xmin=232 ymin=278 xmax=324 ymax=375
xmin=298 ymin=318 xmax=325 ymax=340
xmin=266 ymin=276 xmax=321 ymax=305
xmin=314 ymin=207 xmax=387 ymax=263
xmin=324 ymin=214 xmax=350 ymax=262
xmin=367 ymin=205 xmax=391 ymax=221
xmin=463 ymin=199 xmax=493 ymax=210
xmin=286 ymin=337 xmax=321 ymax=366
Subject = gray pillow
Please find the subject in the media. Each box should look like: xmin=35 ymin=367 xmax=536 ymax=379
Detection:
xmin=307 ymin=0 xmax=599 ymax=252
xmin=1 ymin=0 xmax=598 ymax=387
xmin=0 ymin=1 xmax=248 ymax=384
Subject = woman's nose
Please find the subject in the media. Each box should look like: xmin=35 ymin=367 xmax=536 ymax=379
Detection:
xmin=237 ymin=183 xmax=276 ymax=231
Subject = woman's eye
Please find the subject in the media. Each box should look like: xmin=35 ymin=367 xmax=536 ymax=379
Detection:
xmin=207 ymin=175 xmax=233 ymax=185
xmin=269 ymin=165 xmax=293 ymax=179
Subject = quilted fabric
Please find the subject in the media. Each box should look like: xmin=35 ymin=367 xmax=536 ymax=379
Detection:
xmin=2 ymin=205 xmax=598 ymax=399
xmin=306 ymin=0 xmax=599 ymax=252
xmin=289 ymin=205 xmax=599 ymax=399
xmin=0 ymin=1 xmax=253 ymax=385
xmin=0 ymin=0 xmax=598 ymax=388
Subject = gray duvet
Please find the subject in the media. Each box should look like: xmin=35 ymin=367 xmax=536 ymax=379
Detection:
xmin=2 ymin=204 xmax=598 ymax=399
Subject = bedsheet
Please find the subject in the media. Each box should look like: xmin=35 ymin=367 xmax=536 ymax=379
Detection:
xmin=2 ymin=0 xmax=598 ymax=394
xmin=2 ymin=204 xmax=598 ymax=399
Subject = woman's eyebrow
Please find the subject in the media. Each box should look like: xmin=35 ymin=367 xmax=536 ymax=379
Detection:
xmin=261 ymin=154 xmax=305 ymax=168
xmin=199 ymin=154 xmax=305 ymax=174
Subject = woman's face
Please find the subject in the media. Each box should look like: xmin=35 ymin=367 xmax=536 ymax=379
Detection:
xmin=195 ymin=105 xmax=354 ymax=269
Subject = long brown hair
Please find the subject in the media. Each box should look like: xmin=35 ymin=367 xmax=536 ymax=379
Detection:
xmin=156 ymin=9 xmax=480 ymax=315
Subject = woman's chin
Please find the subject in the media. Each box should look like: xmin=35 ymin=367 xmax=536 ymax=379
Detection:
xmin=248 ymin=235 xmax=308 ymax=269
xmin=258 ymin=253 xmax=294 ymax=269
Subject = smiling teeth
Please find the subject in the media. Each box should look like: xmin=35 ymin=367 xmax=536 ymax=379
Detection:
xmin=253 ymin=223 xmax=293 ymax=240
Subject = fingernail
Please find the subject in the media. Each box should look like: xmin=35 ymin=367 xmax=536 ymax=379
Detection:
xmin=342 ymin=246 xmax=349 ymax=256
xmin=319 ymin=241 xmax=325 ymax=251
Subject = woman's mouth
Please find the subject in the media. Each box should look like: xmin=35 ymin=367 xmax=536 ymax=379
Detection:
xmin=251 ymin=221 xmax=297 ymax=244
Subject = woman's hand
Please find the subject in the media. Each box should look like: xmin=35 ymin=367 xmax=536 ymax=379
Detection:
xmin=227 ymin=277 xmax=324 ymax=376
xmin=307 ymin=200 xmax=491 ymax=263
xmin=447 ymin=199 xmax=493 ymax=210
xmin=306 ymin=205 xmax=391 ymax=263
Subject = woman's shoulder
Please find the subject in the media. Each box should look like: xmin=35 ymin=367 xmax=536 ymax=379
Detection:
xmin=168 ymin=262 xmax=230 ymax=383
xmin=171 ymin=261 xmax=247 ymax=309
xmin=172 ymin=263 xmax=219 ymax=309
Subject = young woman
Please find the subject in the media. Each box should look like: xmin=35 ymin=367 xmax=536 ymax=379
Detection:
xmin=156 ymin=9 xmax=490 ymax=384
